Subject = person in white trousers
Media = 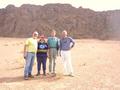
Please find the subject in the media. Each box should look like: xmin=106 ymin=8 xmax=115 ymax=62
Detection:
xmin=60 ymin=30 xmax=75 ymax=77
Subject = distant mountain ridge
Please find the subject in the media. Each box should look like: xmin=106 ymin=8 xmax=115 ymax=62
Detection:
xmin=0 ymin=4 xmax=120 ymax=40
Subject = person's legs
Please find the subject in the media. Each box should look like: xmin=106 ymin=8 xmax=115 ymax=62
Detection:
xmin=61 ymin=51 xmax=68 ymax=75
xmin=28 ymin=53 xmax=35 ymax=77
xmin=49 ymin=49 xmax=53 ymax=73
xmin=66 ymin=51 xmax=74 ymax=76
xmin=24 ymin=52 xmax=33 ymax=79
xmin=49 ymin=56 xmax=52 ymax=73
xmin=39 ymin=58 xmax=42 ymax=74
xmin=42 ymin=56 xmax=47 ymax=75
xmin=53 ymin=58 xmax=56 ymax=74
xmin=53 ymin=49 xmax=57 ymax=74
xmin=36 ymin=55 xmax=41 ymax=75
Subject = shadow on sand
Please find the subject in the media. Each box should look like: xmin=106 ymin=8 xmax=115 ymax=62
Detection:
xmin=0 ymin=74 xmax=63 ymax=83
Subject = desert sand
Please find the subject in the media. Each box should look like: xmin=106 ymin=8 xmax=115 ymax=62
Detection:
xmin=0 ymin=38 xmax=120 ymax=90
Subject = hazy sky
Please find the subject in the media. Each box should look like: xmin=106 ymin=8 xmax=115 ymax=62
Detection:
xmin=0 ymin=0 xmax=120 ymax=11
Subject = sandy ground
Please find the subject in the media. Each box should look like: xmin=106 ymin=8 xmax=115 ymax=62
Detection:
xmin=0 ymin=38 xmax=120 ymax=90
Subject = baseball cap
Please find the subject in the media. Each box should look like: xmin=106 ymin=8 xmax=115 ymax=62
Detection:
xmin=33 ymin=31 xmax=38 ymax=35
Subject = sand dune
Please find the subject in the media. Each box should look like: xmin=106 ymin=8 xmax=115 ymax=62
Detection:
xmin=0 ymin=38 xmax=120 ymax=90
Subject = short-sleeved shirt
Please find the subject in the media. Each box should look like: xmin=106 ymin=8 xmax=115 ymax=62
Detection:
xmin=25 ymin=38 xmax=38 ymax=53
xmin=37 ymin=41 xmax=48 ymax=55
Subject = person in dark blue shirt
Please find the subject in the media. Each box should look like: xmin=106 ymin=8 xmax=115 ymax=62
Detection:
xmin=36 ymin=35 xmax=48 ymax=76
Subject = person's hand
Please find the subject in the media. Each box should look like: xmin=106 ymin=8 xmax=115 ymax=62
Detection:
xmin=58 ymin=51 xmax=61 ymax=57
xmin=70 ymin=43 xmax=74 ymax=49
xmin=47 ymin=53 xmax=49 ymax=58
xmin=24 ymin=52 xmax=27 ymax=59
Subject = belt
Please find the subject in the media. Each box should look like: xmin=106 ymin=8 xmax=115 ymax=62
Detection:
xmin=28 ymin=52 xmax=35 ymax=54
xmin=37 ymin=50 xmax=47 ymax=52
xmin=49 ymin=47 xmax=57 ymax=48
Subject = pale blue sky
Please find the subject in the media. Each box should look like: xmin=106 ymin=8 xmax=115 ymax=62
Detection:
xmin=0 ymin=0 xmax=120 ymax=11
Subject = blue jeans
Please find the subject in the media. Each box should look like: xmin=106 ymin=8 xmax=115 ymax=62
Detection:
xmin=24 ymin=52 xmax=35 ymax=77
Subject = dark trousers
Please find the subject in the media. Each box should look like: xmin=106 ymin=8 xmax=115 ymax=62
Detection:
xmin=37 ymin=54 xmax=47 ymax=73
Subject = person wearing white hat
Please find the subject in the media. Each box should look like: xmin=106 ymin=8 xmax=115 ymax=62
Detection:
xmin=24 ymin=31 xmax=38 ymax=80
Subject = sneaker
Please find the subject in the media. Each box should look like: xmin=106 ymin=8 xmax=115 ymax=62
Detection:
xmin=24 ymin=76 xmax=29 ymax=80
xmin=28 ymin=74 xmax=34 ymax=78
xmin=43 ymin=71 xmax=46 ymax=76
xmin=36 ymin=73 xmax=40 ymax=76
xmin=43 ymin=73 xmax=46 ymax=76
xmin=52 ymin=72 xmax=56 ymax=75
xmin=69 ymin=73 xmax=74 ymax=77
xmin=36 ymin=72 xmax=40 ymax=76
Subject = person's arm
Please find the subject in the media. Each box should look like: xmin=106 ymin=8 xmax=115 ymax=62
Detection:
xmin=59 ymin=39 xmax=62 ymax=56
xmin=46 ymin=42 xmax=50 ymax=58
xmin=56 ymin=38 xmax=60 ymax=51
xmin=47 ymin=49 xmax=50 ymax=58
xmin=70 ymin=37 xmax=75 ymax=48
xmin=24 ymin=45 xmax=27 ymax=59
xmin=23 ymin=39 xmax=29 ymax=59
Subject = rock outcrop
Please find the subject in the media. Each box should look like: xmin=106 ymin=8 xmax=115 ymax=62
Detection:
xmin=0 ymin=4 xmax=120 ymax=40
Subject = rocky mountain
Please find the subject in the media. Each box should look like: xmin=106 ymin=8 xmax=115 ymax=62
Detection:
xmin=0 ymin=4 xmax=120 ymax=40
